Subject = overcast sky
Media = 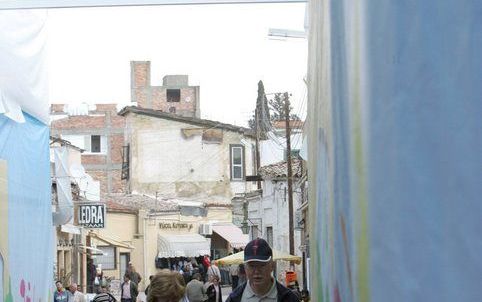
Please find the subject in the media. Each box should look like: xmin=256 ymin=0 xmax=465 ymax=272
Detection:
xmin=46 ymin=3 xmax=307 ymax=126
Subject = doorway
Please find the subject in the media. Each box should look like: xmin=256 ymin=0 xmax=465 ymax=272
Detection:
xmin=120 ymin=253 xmax=130 ymax=279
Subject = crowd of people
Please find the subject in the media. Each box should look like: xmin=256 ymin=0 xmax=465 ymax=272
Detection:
xmin=54 ymin=239 xmax=310 ymax=302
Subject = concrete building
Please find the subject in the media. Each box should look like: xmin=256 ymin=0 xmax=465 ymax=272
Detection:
xmin=118 ymin=106 xmax=256 ymax=202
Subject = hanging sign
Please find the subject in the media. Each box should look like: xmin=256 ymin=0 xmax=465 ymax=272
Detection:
xmin=78 ymin=204 xmax=105 ymax=228
xmin=159 ymin=222 xmax=193 ymax=231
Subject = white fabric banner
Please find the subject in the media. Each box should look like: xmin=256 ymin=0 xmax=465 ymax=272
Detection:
xmin=0 ymin=10 xmax=49 ymax=124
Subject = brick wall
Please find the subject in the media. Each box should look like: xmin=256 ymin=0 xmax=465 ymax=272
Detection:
xmin=50 ymin=104 xmax=126 ymax=196
xmin=131 ymin=61 xmax=199 ymax=117
xmin=52 ymin=115 xmax=105 ymax=129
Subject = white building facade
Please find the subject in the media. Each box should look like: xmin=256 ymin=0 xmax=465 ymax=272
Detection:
xmin=247 ymin=159 xmax=303 ymax=285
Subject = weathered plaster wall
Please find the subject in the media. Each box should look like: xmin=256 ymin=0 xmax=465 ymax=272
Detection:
xmin=93 ymin=212 xmax=141 ymax=282
xmin=127 ymin=114 xmax=255 ymax=201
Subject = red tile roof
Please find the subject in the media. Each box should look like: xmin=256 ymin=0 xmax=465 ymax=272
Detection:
xmin=259 ymin=159 xmax=303 ymax=179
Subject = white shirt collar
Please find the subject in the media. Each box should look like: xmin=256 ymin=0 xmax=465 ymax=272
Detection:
xmin=245 ymin=278 xmax=277 ymax=299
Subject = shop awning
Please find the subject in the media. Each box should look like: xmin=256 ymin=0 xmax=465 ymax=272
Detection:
xmin=157 ymin=234 xmax=210 ymax=258
xmin=212 ymin=223 xmax=249 ymax=249
xmin=79 ymin=245 xmax=107 ymax=256
xmin=89 ymin=232 xmax=135 ymax=249
xmin=215 ymin=249 xmax=302 ymax=266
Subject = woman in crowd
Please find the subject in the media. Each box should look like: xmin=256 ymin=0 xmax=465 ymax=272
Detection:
xmin=205 ymin=275 xmax=222 ymax=302
xmin=146 ymin=270 xmax=186 ymax=302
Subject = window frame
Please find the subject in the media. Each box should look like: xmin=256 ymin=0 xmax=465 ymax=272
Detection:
xmin=95 ymin=245 xmax=116 ymax=270
xmin=91 ymin=135 xmax=101 ymax=153
xmin=266 ymin=226 xmax=273 ymax=247
xmin=166 ymin=89 xmax=181 ymax=102
xmin=229 ymin=144 xmax=245 ymax=181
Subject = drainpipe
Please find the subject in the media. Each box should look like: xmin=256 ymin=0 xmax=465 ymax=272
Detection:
xmin=142 ymin=213 xmax=148 ymax=291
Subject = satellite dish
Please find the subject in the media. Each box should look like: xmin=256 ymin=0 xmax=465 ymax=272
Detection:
xmin=185 ymin=97 xmax=191 ymax=103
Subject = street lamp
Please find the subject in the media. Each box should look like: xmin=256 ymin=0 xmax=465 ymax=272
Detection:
xmin=241 ymin=221 xmax=249 ymax=235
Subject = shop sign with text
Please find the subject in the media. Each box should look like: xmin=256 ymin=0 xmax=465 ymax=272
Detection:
xmin=78 ymin=204 xmax=105 ymax=228
xmin=159 ymin=222 xmax=193 ymax=231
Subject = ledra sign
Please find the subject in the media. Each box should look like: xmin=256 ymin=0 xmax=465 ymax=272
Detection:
xmin=78 ymin=204 xmax=106 ymax=228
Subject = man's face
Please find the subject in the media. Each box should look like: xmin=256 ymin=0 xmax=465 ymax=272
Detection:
xmin=69 ymin=284 xmax=77 ymax=293
xmin=56 ymin=282 xmax=63 ymax=291
xmin=245 ymin=260 xmax=274 ymax=292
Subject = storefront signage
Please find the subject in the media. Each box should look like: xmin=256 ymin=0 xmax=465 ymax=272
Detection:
xmin=78 ymin=204 xmax=105 ymax=228
xmin=159 ymin=222 xmax=193 ymax=231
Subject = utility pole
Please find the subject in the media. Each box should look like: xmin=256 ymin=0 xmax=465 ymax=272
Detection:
xmin=255 ymin=107 xmax=261 ymax=190
xmin=284 ymin=92 xmax=295 ymax=258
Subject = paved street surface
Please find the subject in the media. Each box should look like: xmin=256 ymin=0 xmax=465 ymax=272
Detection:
xmin=222 ymin=284 xmax=233 ymax=301
xmin=135 ymin=284 xmax=232 ymax=302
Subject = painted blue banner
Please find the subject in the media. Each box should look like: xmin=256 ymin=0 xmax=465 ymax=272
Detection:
xmin=307 ymin=0 xmax=482 ymax=301
xmin=0 ymin=113 xmax=53 ymax=302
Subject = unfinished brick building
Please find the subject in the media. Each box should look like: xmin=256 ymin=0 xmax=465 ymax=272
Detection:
xmin=131 ymin=61 xmax=200 ymax=117
xmin=50 ymin=103 xmax=126 ymax=195
xmin=50 ymin=61 xmax=201 ymax=196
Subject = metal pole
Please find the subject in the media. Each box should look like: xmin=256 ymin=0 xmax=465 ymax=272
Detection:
xmin=255 ymin=108 xmax=262 ymax=189
xmin=0 ymin=0 xmax=306 ymax=10
xmin=284 ymin=92 xmax=295 ymax=259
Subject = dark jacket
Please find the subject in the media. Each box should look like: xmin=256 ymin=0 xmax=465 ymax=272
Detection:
xmin=226 ymin=281 xmax=300 ymax=302
xmin=121 ymin=281 xmax=138 ymax=300
xmin=206 ymin=283 xmax=222 ymax=302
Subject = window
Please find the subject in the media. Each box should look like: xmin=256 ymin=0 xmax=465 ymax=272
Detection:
xmin=87 ymin=135 xmax=107 ymax=154
xmin=61 ymin=134 xmax=107 ymax=154
xmin=119 ymin=253 xmax=130 ymax=279
xmin=91 ymin=135 xmax=101 ymax=153
xmin=285 ymin=149 xmax=300 ymax=160
xmin=95 ymin=246 xmax=116 ymax=270
xmin=251 ymin=225 xmax=259 ymax=240
xmin=230 ymin=145 xmax=244 ymax=180
xmin=166 ymin=89 xmax=181 ymax=102
xmin=266 ymin=226 xmax=273 ymax=247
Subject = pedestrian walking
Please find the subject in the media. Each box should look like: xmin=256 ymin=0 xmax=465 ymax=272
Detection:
xmin=146 ymin=270 xmax=186 ymax=302
xmin=144 ymin=275 xmax=154 ymax=296
xmin=68 ymin=283 xmax=86 ymax=302
xmin=124 ymin=262 xmax=142 ymax=286
xmin=94 ymin=267 xmax=106 ymax=294
xmin=237 ymin=263 xmax=246 ymax=286
xmin=121 ymin=275 xmax=138 ymax=302
xmin=87 ymin=258 xmax=97 ymax=293
xmin=207 ymin=260 xmax=221 ymax=282
xmin=54 ymin=281 xmax=69 ymax=302
xmin=205 ymin=275 xmax=222 ymax=302
xmin=229 ymin=263 xmax=239 ymax=290
xmin=220 ymin=264 xmax=230 ymax=286
xmin=92 ymin=286 xmax=117 ymax=302
xmin=185 ymin=273 xmax=206 ymax=302
xmin=226 ymin=238 xmax=300 ymax=302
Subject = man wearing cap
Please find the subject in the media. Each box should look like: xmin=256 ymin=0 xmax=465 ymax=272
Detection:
xmin=226 ymin=238 xmax=300 ymax=302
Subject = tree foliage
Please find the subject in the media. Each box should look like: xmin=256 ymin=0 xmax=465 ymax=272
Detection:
xmin=248 ymin=84 xmax=300 ymax=131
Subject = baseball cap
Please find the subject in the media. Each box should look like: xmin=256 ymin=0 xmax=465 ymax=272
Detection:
xmin=244 ymin=238 xmax=273 ymax=262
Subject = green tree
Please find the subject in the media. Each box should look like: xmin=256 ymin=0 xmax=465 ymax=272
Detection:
xmin=268 ymin=93 xmax=300 ymax=122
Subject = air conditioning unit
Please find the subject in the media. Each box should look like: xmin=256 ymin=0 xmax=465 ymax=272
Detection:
xmin=199 ymin=223 xmax=212 ymax=235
